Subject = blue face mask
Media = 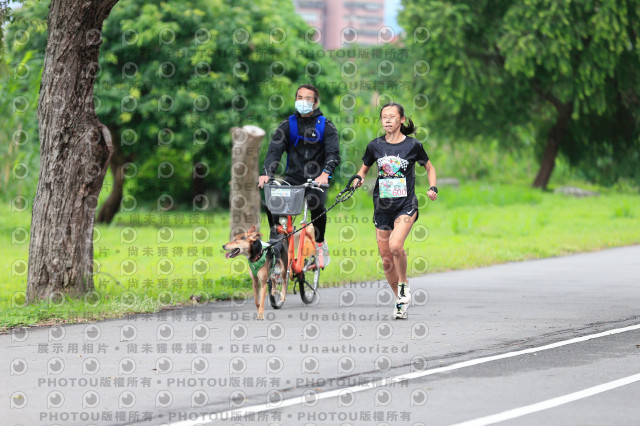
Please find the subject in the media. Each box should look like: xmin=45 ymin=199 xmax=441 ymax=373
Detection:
xmin=295 ymin=100 xmax=314 ymax=115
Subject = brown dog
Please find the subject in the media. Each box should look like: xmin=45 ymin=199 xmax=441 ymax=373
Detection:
xmin=222 ymin=225 xmax=287 ymax=320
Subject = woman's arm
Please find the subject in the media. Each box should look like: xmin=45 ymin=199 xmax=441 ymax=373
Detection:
xmin=353 ymin=164 xmax=370 ymax=187
xmin=425 ymin=160 xmax=437 ymax=200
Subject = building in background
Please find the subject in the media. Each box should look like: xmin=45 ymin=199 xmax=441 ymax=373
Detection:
xmin=294 ymin=0 xmax=392 ymax=50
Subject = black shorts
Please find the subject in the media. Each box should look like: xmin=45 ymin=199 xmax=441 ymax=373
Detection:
xmin=373 ymin=207 xmax=419 ymax=231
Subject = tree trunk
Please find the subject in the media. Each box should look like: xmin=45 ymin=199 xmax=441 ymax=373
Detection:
xmin=27 ymin=0 xmax=119 ymax=303
xmin=229 ymin=125 xmax=265 ymax=238
xmin=532 ymin=102 xmax=573 ymax=189
xmin=96 ymin=135 xmax=127 ymax=224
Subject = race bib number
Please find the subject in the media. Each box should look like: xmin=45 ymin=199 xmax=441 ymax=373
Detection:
xmin=270 ymin=188 xmax=291 ymax=198
xmin=379 ymin=178 xmax=407 ymax=198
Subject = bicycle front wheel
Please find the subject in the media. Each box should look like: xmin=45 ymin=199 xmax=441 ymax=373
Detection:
xmin=299 ymin=256 xmax=320 ymax=304
xmin=268 ymin=263 xmax=289 ymax=309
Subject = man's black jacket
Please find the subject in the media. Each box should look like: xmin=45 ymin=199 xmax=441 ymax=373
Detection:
xmin=262 ymin=108 xmax=340 ymax=185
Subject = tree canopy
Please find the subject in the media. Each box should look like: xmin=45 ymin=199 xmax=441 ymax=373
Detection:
xmin=98 ymin=0 xmax=339 ymax=207
xmin=3 ymin=0 xmax=342 ymax=219
xmin=400 ymin=0 xmax=640 ymax=187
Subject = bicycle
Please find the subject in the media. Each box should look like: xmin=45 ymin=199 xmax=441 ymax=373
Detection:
xmin=264 ymin=179 xmax=326 ymax=308
xmin=262 ymin=175 xmax=362 ymax=309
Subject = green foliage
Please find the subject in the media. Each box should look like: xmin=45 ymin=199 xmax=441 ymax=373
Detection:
xmin=97 ymin=0 xmax=341 ymax=205
xmin=611 ymin=177 xmax=640 ymax=194
xmin=399 ymin=0 xmax=640 ymax=186
xmin=613 ymin=202 xmax=633 ymax=218
xmin=2 ymin=0 xmax=342 ymax=208
xmin=0 ymin=1 xmax=8 ymax=62
xmin=0 ymin=295 xmax=162 ymax=331
xmin=129 ymin=147 xmax=194 ymax=204
xmin=0 ymin=3 xmax=46 ymax=201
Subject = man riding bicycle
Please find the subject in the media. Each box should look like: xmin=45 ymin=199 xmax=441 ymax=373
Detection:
xmin=258 ymin=84 xmax=340 ymax=268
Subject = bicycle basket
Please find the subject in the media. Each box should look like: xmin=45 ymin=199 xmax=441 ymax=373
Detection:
xmin=265 ymin=184 xmax=306 ymax=215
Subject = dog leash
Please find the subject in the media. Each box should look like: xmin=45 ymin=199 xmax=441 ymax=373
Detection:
xmin=262 ymin=175 xmax=362 ymax=250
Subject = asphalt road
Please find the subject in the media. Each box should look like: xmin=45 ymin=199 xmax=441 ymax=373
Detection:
xmin=2 ymin=245 xmax=639 ymax=426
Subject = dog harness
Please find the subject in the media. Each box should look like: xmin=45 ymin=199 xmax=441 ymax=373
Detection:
xmin=248 ymin=241 xmax=271 ymax=276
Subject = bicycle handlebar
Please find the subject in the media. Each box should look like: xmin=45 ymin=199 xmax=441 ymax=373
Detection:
xmin=267 ymin=178 xmax=328 ymax=189
xmin=266 ymin=177 xmax=362 ymax=193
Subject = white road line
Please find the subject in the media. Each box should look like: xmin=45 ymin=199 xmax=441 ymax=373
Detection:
xmin=451 ymin=372 xmax=640 ymax=426
xmin=166 ymin=323 xmax=640 ymax=426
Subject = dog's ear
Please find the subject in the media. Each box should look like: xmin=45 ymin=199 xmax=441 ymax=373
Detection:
xmin=247 ymin=225 xmax=257 ymax=234
xmin=251 ymin=238 xmax=262 ymax=255
xmin=248 ymin=231 xmax=262 ymax=241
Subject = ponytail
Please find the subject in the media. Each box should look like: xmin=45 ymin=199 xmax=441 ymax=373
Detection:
xmin=400 ymin=118 xmax=416 ymax=135
xmin=380 ymin=102 xmax=417 ymax=135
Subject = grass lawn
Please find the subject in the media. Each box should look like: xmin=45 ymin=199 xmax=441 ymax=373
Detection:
xmin=1 ymin=182 xmax=639 ymax=331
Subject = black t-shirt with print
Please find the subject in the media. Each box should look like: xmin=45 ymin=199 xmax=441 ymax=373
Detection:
xmin=362 ymin=136 xmax=430 ymax=212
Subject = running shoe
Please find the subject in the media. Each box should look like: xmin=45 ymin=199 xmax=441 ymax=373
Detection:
xmin=398 ymin=282 xmax=411 ymax=304
xmin=392 ymin=299 xmax=408 ymax=319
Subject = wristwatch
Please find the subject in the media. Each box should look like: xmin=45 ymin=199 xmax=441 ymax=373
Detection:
xmin=429 ymin=186 xmax=438 ymax=194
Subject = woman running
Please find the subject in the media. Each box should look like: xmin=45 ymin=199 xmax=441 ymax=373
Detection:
xmin=353 ymin=103 xmax=437 ymax=319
